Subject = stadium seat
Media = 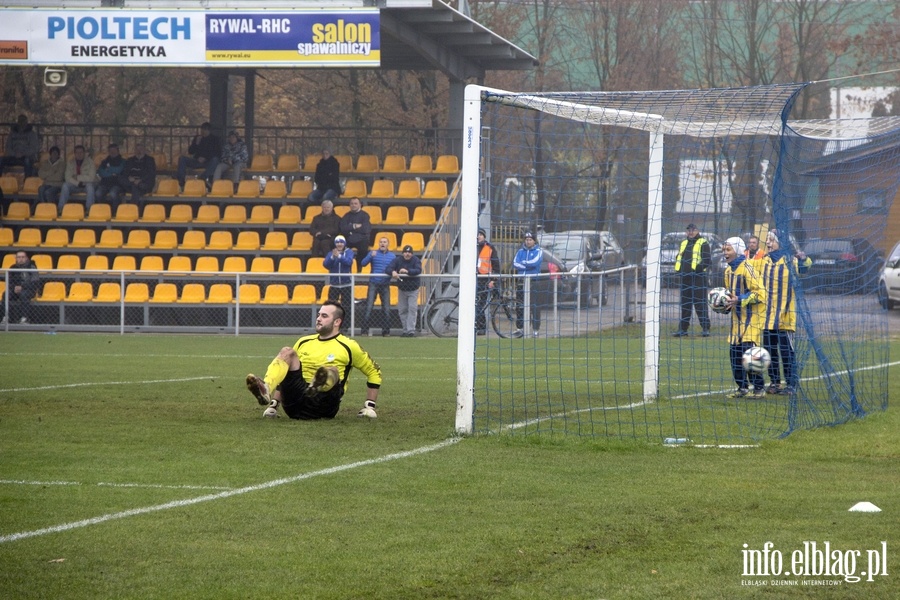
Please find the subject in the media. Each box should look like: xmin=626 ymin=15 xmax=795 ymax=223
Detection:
xmin=111 ymin=255 xmax=137 ymax=271
xmin=177 ymin=283 xmax=206 ymax=303
xmin=16 ymin=228 xmax=42 ymax=247
xmin=58 ymin=203 xmax=86 ymax=222
xmin=42 ymin=228 xmax=70 ymax=248
xmin=303 ymin=205 xmax=322 ymax=222
xmin=422 ymin=180 xmax=449 ymax=199
xmin=112 ymin=204 xmax=140 ymax=223
xmin=205 ymin=283 xmax=233 ymax=304
xmin=288 ymin=179 xmax=313 ymax=198
xmin=193 ymin=205 xmax=220 ymax=224
xmin=373 ymin=232 xmax=398 ymax=250
xmin=0 ymin=228 xmax=13 ymax=247
xmin=124 ymin=283 xmax=150 ymax=303
xmin=0 ymin=176 xmax=20 ymax=195
xmin=84 ymin=255 xmax=110 ymax=271
xmin=123 ymin=229 xmax=152 ymax=249
xmin=5 ymin=201 xmax=31 ymax=221
xmin=434 ymin=154 xmax=460 ymax=174
xmin=250 ymin=256 xmax=275 ymax=274
xmin=193 ymin=256 xmax=220 ymax=274
xmin=139 ymin=255 xmax=165 ymax=272
xmin=150 ymin=230 xmax=178 ymax=250
xmin=178 ymin=230 xmax=207 ymax=250
xmin=333 ymin=205 xmax=350 ymax=218
xmin=289 ymin=284 xmax=318 ymax=305
xmin=274 ymin=154 xmax=301 ymax=173
xmin=181 ymin=179 xmax=207 ymax=198
xmin=261 ymin=231 xmax=289 ymax=251
xmin=247 ymin=205 xmax=274 ymax=224
xmin=355 ymin=154 xmax=379 ymax=173
xmin=55 ymin=254 xmax=82 ymax=271
xmin=334 ymin=154 xmax=354 ymax=173
xmin=219 ymin=205 xmax=247 ymax=224
xmin=22 ymin=176 xmax=43 ymax=196
xmin=234 ymin=180 xmax=260 ymax=199
xmin=166 ymin=256 xmax=192 ymax=274
xmin=238 ymin=283 xmax=261 ymax=304
xmin=207 ymin=180 xmax=234 ymax=198
xmin=37 ymin=281 xmax=66 ymax=302
xmin=277 ymin=257 xmax=302 ymax=274
xmin=234 ymin=231 xmax=260 ymax=250
xmin=400 ymin=232 xmax=426 ymax=252
xmin=222 ymin=256 xmax=247 ymax=274
xmin=395 ymin=180 xmax=422 ymax=199
xmin=151 ymin=153 xmax=169 ymax=171
xmin=149 ymin=282 xmax=179 ymax=303
xmin=369 ymin=180 xmax=395 ymax=198
xmin=206 ymin=231 xmax=234 ymax=250
xmin=261 ymin=283 xmax=289 ymax=304
xmin=304 ymin=257 xmax=327 ymax=274
xmin=261 ymin=180 xmax=287 ymax=199
xmin=408 ymin=155 xmax=433 ymax=174
xmin=248 ymin=154 xmax=274 ymax=172
xmin=383 ymin=206 xmax=410 ymax=225
xmin=289 ymin=231 xmax=313 ymax=251
xmin=274 ymin=205 xmax=301 ymax=225
xmin=84 ymin=203 xmax=113 ymax=222
xmin=66 ymin=281 xmax=94 ymax=302
xmin=154 ymin=179 xmax=180 ymax=197
xmin=167 ymin=204 xmax=194 ymax=223
xmin=31 ymin=254 xmax=53 ymax=270
xmin=95 ymin=282 xmax=121 ymax=303
xmin=0 ymin=254 xmax=13 ymax=268
xmin=382 ymin=155 xmax=407 ymax=173
xmin=31 ymin=203 xmax=58 ymax=221
xmin=363 ymin=205 xmax=382 ymax=225
xmin=140 ymin=204 xmax=167 ymax=223
xmin=410 ymin=206 xmax=437 ymax=226
xmin=343 ymin=179 xmax=368 ymax=198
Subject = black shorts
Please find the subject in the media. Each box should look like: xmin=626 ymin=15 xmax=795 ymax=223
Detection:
xmin=278 ymin=369 xmax=344 ymax=420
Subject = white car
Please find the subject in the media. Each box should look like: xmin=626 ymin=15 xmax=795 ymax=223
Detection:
xmin=877 ymin=240 xmax=900 ymax=310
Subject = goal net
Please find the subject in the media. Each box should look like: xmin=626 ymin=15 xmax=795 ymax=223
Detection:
xmin=456 ymin=80 xmax=896 ymax=443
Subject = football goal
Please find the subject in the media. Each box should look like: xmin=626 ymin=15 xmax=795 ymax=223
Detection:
xmin=455 ymin=79 xmax=897 ymax=443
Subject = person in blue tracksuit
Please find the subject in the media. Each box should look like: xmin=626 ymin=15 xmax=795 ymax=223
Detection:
xmin=512 ymin=231 xmax=543 ymax=337
xmin=360 ymin=235 xmax=397 ymax=336
xmin=323 ymin=235 xmax=355 ymax=310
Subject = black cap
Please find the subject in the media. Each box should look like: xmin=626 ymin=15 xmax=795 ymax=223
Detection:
xmin=402 ymin=245 xmax=413 ymax=252
xmin=686 ymin=223 xmax=698 ymax=230
xmin=200 ymin=122 xmax=211 ymax=129
xmin=478 ymin=229 xmax=486 ymax=237
xmin=524 ymin=231 xmax=534 ymax=239
xmin=228 ymin=130 xmax=239 ymax=137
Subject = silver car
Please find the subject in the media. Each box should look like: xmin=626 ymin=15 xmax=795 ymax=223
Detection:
xmin=877 ymin=240 xmax=900 ymax=310
xmin=538 ymin=230 xmax=625 ymax=306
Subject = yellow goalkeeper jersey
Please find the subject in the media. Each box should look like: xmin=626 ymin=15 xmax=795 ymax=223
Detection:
xmin=723 ymin=258 xmax=766 ymax=346
xmin=293 ymin=333 xmax=383 ymax=391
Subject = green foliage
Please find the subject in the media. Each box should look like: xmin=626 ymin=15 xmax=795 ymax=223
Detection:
xmin=0 ymin=333 xmax=896 ymax=599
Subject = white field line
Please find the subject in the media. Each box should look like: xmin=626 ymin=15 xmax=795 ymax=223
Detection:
xmin=0 ymin=480 xmax=233 ymax=491
xmin=0 ymin=438 xmax=460 ymax=544
xmin=0 ymin=376 xmax=217 ymax=394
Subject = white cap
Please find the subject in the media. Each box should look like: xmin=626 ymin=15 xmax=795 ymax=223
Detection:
xmin=725 ymin=236 xmax=746 ymax=256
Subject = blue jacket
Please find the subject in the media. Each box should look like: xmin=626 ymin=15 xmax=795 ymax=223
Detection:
xmin=361 ymin=249 xmax=396 ymax=284
xmin=513 ymin=245 xmax=542 ymax=276
xmin=323 ymin=248 xmax=355 ymax=287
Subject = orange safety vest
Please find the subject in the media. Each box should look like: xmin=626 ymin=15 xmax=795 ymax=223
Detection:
xmin=477 ymin=243 xmax=494 ymax=274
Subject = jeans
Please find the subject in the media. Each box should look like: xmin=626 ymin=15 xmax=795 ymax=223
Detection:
xmin=363 ymin=282 xmax=392 ymax=333
xmin=59 ymin=182 xmax=96 ymax=210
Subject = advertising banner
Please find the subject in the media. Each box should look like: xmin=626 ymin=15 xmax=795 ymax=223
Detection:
xmin=0 ymin=9 xmax=380 ymax=67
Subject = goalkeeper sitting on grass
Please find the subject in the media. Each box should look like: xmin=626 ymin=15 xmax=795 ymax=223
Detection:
xmin=722 ymin=237 xmax=767 ymax=398
xmin=246 ymin=301 xmax=382 ymax=419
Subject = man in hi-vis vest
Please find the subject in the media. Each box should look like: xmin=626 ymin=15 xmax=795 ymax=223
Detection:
xmin=475 ymin=229 xmax=501 ymax=335
xmin=673 ymin=223 xmax=711 ymax=337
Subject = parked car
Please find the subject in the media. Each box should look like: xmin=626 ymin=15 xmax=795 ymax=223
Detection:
xmin=801 ymin=237 xmax=883 ymax=293
xmin=877 ymin=240 xmax=900 ymax=309
xmin=641 ymin=231 xmax=726 ymax=288
xmin=538 ymin=230 xmax=625 ymax=306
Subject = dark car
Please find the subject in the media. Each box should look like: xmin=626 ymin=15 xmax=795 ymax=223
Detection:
xmin=802 ymin=238 xmax=883 ymax=293
xmin=538 ymin=230 xmax=625 ymax=306
xmin=642 ymin=231 xmax=726 ymax=288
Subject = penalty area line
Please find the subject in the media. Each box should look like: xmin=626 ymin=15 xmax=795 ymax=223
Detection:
xmin=0 ymin=438 xmax=460 ymax=545
xmin=0 ymin=376 xmax=217 ymax=394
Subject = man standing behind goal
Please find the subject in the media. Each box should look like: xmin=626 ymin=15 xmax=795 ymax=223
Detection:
xmin=673 ymin=223 xmax=711 ymax=337
xmin=246 ymin=302 xmax=382 ymax=419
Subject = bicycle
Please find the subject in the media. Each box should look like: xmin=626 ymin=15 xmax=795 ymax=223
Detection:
xmin=425 ymin=286 xmax=523 ymax=338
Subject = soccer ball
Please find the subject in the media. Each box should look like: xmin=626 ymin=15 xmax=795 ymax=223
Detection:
xmin=742 ymin=346 xmax=771 ymax=373
xmin=707 ymin=287 xmax=732 ymax=314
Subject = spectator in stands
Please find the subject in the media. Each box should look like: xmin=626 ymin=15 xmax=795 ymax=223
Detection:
xmin=323 ymin=235 xmax=355 ymax=308
xmin=1 ymin=114 xmax=41 ymax=178
xmin=307 ymin=148 xmax=341 ymax=206
xmin=119 ymin=143 xmax=157 ymax=209
xmin=310 ymin=199 xmax=342 ymax=258
xmin=0 ymin=249 xmax=41 ymax=325
xmin=58 ymin=144 xmax=97 ymax=210
xmin=212 ymin=130 xmax=248 ymax=191
xmin=177 ymin=122 xmax=221 ymax=189
xmin=339 ymin=196 xmax=372 ymax=266
xmin=95 ymin=143 xmax=126 ymax=205
xmin=386 ymin=245 xmax=422 ymax=337
xmin=37 ymin=146 xmax=65 ymax=206
xmin=360 ymin=236 xmax=396 ymax=336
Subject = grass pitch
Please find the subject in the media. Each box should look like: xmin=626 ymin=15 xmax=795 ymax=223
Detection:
xmin=0 ymin=331 xmax=897 ymax=599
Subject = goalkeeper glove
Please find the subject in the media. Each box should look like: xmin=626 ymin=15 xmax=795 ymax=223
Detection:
xmin=357 ymin=400 xmax=377 ymax=419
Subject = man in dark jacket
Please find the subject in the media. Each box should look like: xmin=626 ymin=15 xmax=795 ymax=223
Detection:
xmin=0 ymin=250 xmax=41 ymax=325
xmin=119 ymin=143 xmax=157 ymax=209
xmin=307 ymin=149 xmax=341 ymax=206
xmin=310 ymin=199 xmax=343 ymax=257
xmin=673 ymin=223 xmax=711 ymax=337
xmin=475 ymin=228 xmax=501 ymax=334
xmin=386 ymin=245 xmax=422 ymax=337
xmin=96 ymin=143 xmax=126 ymax=205
xmin=176 ymin=122 xmax=221 ymax=188
xmin=339 ymin=196 xmax=372 ymax=266
xmin=1 ymin=114 xmax=40 ymax=178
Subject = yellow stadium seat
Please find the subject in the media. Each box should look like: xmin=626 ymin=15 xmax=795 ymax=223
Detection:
xmin=261 ymin=284 xmax=289 ymax=304
xmin=5 ymin=201 xmax=31 ymax=221
xmin=150 ymin=282 xmax=179 ymax=303
xmin=410 ymin=206 xmax=437 ymax=226
xmin=16 ymin=228 xmax=43 ymax=247
xmin=111 ymin=255 xmax=136 ymax=271
xmin=238 ymin=283 xmax=261 ymax=304
xmin=84 ymin=203 xmax=112 ymax=222
xmin=193 ymin=205 xmax=220 ymax=224
xmin=42 ymin=228 xmax=70 ymax=248
xmin=139 ymin=255 xmax=165 ymax=272
xmin=37 ymin=281 xmax=66 ymax=302
xmin=373 ymin=232 xmax=398 ymax=250
xmin=84 ymin=255 xmax=109 ymax=271
xmin=408 ymin=155 xmax=433 ymax=174
xmin=124 ymin=283 xmax=150 ymax=303
xmin=304 ymin=257 xmax=328 ymax=274
xmin=166 ymin=256 xmax=192 ymax=274
xmin=289 ymin=284 xmax=318 ymax=305
xmin=288 ymin=179 xmax=313 ymax=198
xmin=369 ymin=180 xmax=395 ymax=198
xmin=302 ymin=154 xmax=320 ymax=172
xmin=234 ymin=231 xmax=260 ymax=250
xmin=182 ymin=179 xmax=207 ymax=198
xmin=58 ymin=203 xmax=86 ymax=222
xmin=177 ymin=283 xmax=206 ymax=303
xmin=355 ymin=154 xmax=379 ymax=173
xmin=112 ymin=204 xmax=140 ymax=223
xmin=249 ymin=154 xmax=274 ymax=171
xmin=222 ymin=256 xmax=247 ymax=274
xmin=261 ymin=231 xmax=289 ymax=251
xmin=261 ymin=180 xmax=287 ymax=199
xmin=274 ymin=205 xmax=301 ymax=225
xmin=0 ymin=176 xmax=20 ymax=195
xmin=247 ymin=205 xmax=274 ymax=224
xmin=219 ymin=205 xmax=247 ymax=224
xmin=333 ymin=205 xmax=350 ymax=218
xmin=208 ymin=180 xmax=234 ymax=198
xmin=94 ymin=282 xmax=121 ymax=303
xmin=277 ymin=257 xmax=302 ymax=274
xmin=123 ymin=229 xmax=152 ymax=249
xmin=363 ymin=205 xmax=382 ymax=225
xmin=150 ymin=230 xmax=179 ymax=250
xmin=382 ymin=155 xmax=407 ymax=173
xmin=31 ymin=254 xmax=53 ymax=270
xmin=289 ymin=231 xmax=313 ymax=251
xmin=194 ymin=256 xmax=220 ymax=274
xmin=395 ymin=180 xmax=422 ymax=199
xmin=234 ymin=180 xmax=260 ymax=199
xmin=343 ymin=179 xmax=368 ymax=198
xmin=22 ymin=177 xmax=43 ymax=196
xmin=152 ymin=153 xmax=169 ymax=171
xmin=140 ymin=203 xmax=167 ymax=223
xmin=55 ymin=254 xmax=82 ymax=271
xmin=335 ymin=154 xmax=354 ymax=173
xmin=167 ymin=204 xmax=194 ymax=223
xmin=274 ymin=154 xmax=301 ymax=173
xmin=0 ymin=254 xmax=13 ymax=268
xmin=66 ymin=281 xmax=94 ymax=302
xmin=435 ymin=155 xmax=460 ymax=174
xmin=400 ymin=232 xmax=426 ymax=252
xmin=250 ymin=256 xmax=275 ymax=273
xmin=206 ymin=283 xmax=233 ymax=304
xmin=0 ymin=228 xmax=13 ymax=247
xmin=303 ymin=205 xmax=322 ymax=222
xmin=422 ymin=180 xmax=449 ymax=199
xmin=154 ymin=179 xmax=180 ymax=197
xmin=178 ymin=230 xmax=207 ymax=250
xmin=31 ymin=203 xmax=58 ymax=221
xmin=207 ymin=231 xmax=233 ymax=250
xmin=383 ymin=206 xmax=410 ymax=225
